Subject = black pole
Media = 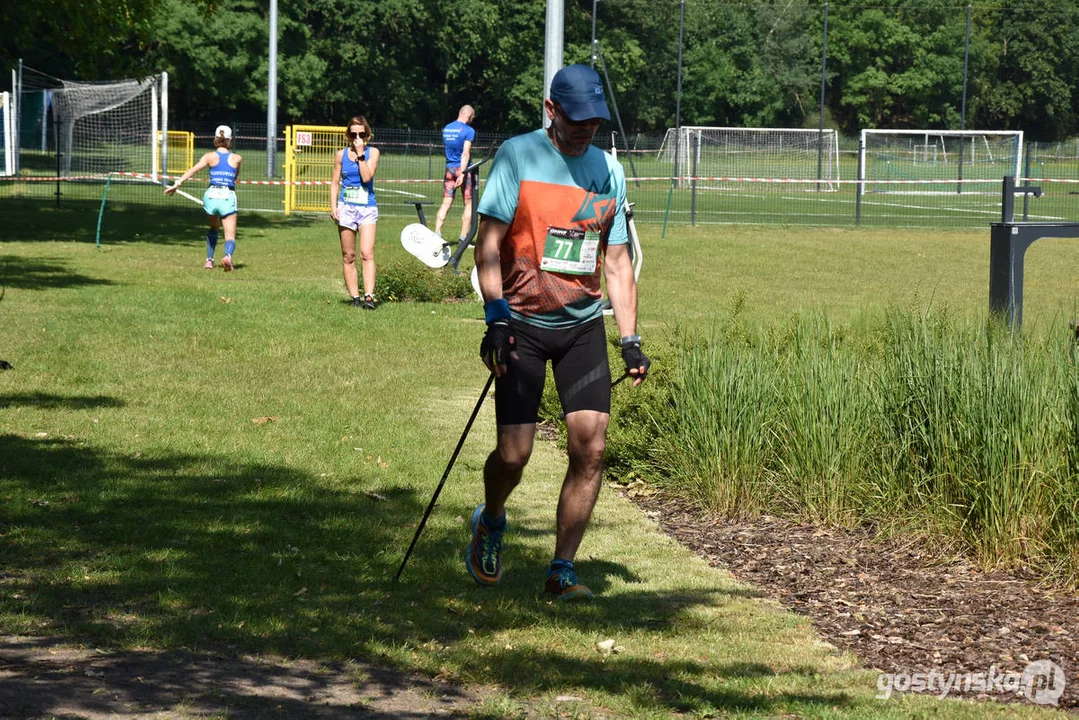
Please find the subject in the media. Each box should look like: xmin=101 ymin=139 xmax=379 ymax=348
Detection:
xmin=958 ymin=4 xmax=971 ymax=194
xmin=662 ymin=0 xmax=686 ymax=237
xmin=673 ymin=0 xmax=685 ymax=187
xmin=54 ymin=108 xmax=60 ymax=208
xmin=448 ymin=154 xmax=491 ymax=272
xmin=595 ymin=44 xmax=640 ymax=187
xmin=394 ymin=373 xmax=495 ymax=583
xmin=590 ymin=0 xmax=598 ymax=68
xmin=1000 ymin=175 xmax=1015 ymax=223
xmin=1022 ymin=149 xmax=1032 ymax=221
xmin=817 ymin=3 xmax=829 ymax=192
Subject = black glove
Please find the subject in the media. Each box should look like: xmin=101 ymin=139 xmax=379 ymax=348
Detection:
xmin=620 ymin=335 xmax=650 ymax=379
xmin=480 ymin=320 xmax=515 ymax=368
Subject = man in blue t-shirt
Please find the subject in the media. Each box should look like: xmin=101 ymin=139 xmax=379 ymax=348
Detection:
xmin=434 ymin=105 xmax=476 ymax=247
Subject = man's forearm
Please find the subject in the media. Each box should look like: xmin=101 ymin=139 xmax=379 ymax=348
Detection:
xmin=605 ymin=250 xmax=638 ymax=337
xmin=475 ymin=218 xmax=507 ymax=302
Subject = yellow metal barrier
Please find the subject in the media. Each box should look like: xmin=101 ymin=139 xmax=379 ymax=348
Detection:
xmin=157 ymin=130 xmax=194 ymax=175
xmin=284 ymin=123 xmax=346 ymax=215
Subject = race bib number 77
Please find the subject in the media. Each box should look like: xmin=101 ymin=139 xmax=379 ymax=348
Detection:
xmin=540 ymin=227 xmax=599 ymax=275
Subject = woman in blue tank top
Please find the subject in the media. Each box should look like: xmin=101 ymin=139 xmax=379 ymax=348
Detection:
xmin=330 ymin=115 xmax=381 ymax=308
xmin=164 ymin=125 xmax=244 ymax=271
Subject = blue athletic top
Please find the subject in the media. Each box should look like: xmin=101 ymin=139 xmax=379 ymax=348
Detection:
xmin=208 ymin=149 xmax=237 ymax=189
xmin=442 ymin=120 xmax=476 ymax=170
xmin=339 ymin=147 xmax=377 ymax=207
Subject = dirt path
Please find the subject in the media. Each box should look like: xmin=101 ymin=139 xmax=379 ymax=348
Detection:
xmin=0 ymin=635 xmax=489 ymax=719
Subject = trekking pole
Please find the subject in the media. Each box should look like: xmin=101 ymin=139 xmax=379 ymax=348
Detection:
xmin=394 ymin=372 xmax=496 ymax=583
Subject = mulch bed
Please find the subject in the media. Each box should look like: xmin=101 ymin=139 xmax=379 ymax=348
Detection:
xmin=631 ymin=494 xmax=1079 ymax=710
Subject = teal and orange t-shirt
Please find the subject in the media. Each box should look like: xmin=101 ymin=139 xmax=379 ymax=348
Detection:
xmin=477 ymin=129 xmax=628 ymax=330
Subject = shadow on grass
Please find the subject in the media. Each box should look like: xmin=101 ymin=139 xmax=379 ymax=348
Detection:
xmin=0 ymin=392 xmax=125 ymax=410
xmin=0 ymin=255 xmax=116 ymax=292
xmin=473 ymin=654 xmax=853 ymax=716
xmin=0 ymin=635 xmax=476 ymax=720
xmin=0 ymin=432 xmax=856 ymax=717
xmin=0 ymin=198 xmax=313 ymax=246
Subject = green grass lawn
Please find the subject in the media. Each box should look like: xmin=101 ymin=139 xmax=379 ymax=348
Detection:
xmin=0 ymin=199 xmax=1075 ymax=718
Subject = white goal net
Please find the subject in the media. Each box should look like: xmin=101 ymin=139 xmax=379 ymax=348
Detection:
xmin=859 ymin=129 xmax=1023 ymax=195
xmin=658 ymin=126 xmax=841 ymax=190
xmin=1 ymin=92 xmax=13 ymax=176
xmin=50 ymin=75 xmax=165 ymax=179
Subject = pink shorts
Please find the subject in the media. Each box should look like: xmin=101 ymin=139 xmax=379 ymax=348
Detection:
xmin=443 ymin=168 xmax=473 ymax=200
xmin=337 ymin=204 xmax=378 ymax=231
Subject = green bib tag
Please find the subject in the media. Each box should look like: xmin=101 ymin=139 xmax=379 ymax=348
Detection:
xmin=343 ymin=186 xmax=369 ymax=205
xmin=540 ymin=227 xmax=600 ymax=275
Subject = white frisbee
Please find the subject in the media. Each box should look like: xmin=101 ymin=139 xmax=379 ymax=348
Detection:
xmin=470 ymin=265 xmax=483 ymax=301
xmin=400 ymin=223 xmax=450 ymax=268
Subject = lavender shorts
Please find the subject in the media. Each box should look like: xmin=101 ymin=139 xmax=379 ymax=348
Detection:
xmin=337 ymin=204 xmax=379 ymax=231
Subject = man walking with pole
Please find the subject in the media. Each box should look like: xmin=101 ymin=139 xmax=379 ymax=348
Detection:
xmin=466 ymin=64 xmax=649 ymax=601
xmin=435 ymin=105 xmax=476 ymax=257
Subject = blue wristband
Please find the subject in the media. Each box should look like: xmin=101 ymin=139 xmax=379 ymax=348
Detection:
xmin=484 ymin=298 xmax=511 ymax=324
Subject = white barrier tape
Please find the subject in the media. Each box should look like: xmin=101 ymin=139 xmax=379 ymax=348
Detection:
xmin=6 ymin=172 xmax=1078 ymax=186
xmin=0 ymin=172 xmax=451 ymax=186
xmin=149 ymin=172 xmax=450 ymax=187
xmin=632 ymin=176 xmax=1017 ymax=185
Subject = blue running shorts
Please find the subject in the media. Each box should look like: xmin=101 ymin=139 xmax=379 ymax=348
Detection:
xmin=202 ymin=186 xmax=238 ymax=218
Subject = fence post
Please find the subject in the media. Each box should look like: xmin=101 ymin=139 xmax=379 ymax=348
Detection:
xmin=54 ymin=114 xmax=60 ymax=208
xmin=690 ymin=132 xmax=699 ymax=226
xmin=855 ymin=138 xmax=863 ymax=226
xmin=1001 ymin=175 xmax=1016 ymax=223
xmin=1022 ymin=148 xmax=1033 ymax=221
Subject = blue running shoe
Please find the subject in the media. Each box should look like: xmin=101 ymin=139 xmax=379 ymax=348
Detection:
xmin=465 ymin=504 xmax=505 ymax=586
xmin=545 ymin=563 xmax=593 ymax=601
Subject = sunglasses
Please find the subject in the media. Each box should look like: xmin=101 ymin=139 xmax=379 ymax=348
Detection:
xmin=348 ymin=131 xmax=368 ymax=139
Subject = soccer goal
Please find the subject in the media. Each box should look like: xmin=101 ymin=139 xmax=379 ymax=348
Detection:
xmin=657 ymin=127 xmax=841 ymax=190
xmin=859 ymin=129 xmax=1023 ymax=195
xmin=50 ymin=73 xmax=167 ymax=179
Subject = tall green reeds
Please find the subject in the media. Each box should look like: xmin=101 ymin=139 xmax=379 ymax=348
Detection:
xmin=660 ymin=330 xmax=778 ymax=516
xmin=634 ymin=311 xmax=1079 ymax=585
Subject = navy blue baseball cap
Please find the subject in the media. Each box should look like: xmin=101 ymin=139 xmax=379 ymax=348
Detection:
xmin=549 ymin=64 xmax=610 ymax=122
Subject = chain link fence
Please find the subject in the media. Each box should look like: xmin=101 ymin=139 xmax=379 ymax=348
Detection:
xmin=3 ymin=122 xmax=1078 ymax=228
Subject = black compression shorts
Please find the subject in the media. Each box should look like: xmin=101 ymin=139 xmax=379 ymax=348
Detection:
xmin=494 ymin=317 xmax=611 ymax=425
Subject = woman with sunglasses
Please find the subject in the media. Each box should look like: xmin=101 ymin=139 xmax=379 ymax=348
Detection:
xmin=330 ymin=116 xmax=381 ymax=309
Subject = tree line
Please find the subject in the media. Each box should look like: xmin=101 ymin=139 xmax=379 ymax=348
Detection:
xmin=3 ymin=0 xmax=1077 ymax=141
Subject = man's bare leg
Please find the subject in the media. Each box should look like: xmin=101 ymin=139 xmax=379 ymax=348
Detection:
xmin=434 ymin=195 xmax=454 ymax=236
xmin=554 ymin=410 xmax=608 ymax=561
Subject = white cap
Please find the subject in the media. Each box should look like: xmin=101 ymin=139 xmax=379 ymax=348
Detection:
xmin=214 ymin=125 xmax=233 ymax=140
